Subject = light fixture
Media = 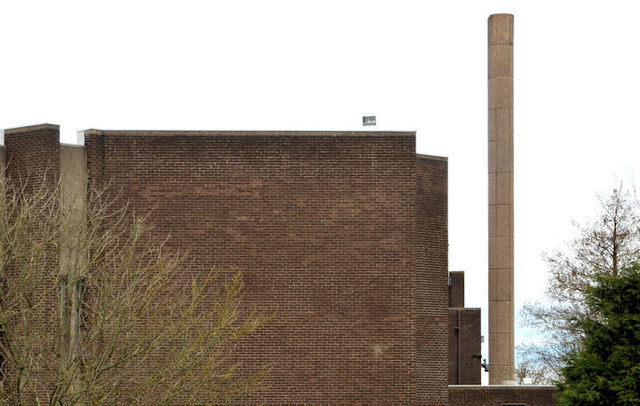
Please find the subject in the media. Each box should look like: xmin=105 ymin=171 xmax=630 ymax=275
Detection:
xmin=362 ymin=116 xmax=376 ymax=126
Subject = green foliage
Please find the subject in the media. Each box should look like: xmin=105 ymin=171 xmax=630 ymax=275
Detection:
xmin=520 ymin=186 xmax=640 ymax=383
xmin=558 ymin=265 xmax=640 ymax=405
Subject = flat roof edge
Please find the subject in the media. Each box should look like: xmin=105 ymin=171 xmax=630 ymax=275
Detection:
xmin=83 ymin=129 xmax=416 ymax=137
xmin=5 ymin=123 xmax=60 ymax=134
xmin=449 ymin=385 xmax=558 ymax=390
xmin=417 ymin=153 xmax=448 ymax=162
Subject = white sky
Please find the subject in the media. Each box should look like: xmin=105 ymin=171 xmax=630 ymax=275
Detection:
xmin=3 ymin=0 xmax=640 ymax=381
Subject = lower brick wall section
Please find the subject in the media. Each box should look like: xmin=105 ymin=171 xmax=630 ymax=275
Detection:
xmin=449 ymin=385 xmax=558 ymax=406
xmin=448 ymin=308 xmax=481 ymax=385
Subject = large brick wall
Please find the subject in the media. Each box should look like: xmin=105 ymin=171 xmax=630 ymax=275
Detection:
xmin=2 ymin=126 xmax=449 ymax=404
xmin=81 ymin=130 xmax=449 ymax=404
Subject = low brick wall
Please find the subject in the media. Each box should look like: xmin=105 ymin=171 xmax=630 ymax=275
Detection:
xmin=449 ymin=385 xmax=558 ymax=406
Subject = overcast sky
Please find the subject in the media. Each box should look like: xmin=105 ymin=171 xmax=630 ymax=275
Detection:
xmin=3 ymin=0 xmax=640 ymax=380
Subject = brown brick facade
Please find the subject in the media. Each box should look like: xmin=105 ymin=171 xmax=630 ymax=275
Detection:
xmin=448 ymin=308 xmax=481 ymax=385
xmin=449 ymin=385 xmax=558 ymax=405
xmin=80 ymin=129 xmax=449 ymax=404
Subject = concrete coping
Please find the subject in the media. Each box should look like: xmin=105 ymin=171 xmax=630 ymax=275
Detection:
xmin=4 ymin=123 xmax=60 ymax=135
xmin=449 ymin=385 xmax=557 ymax=390
xmin=3 ymin=124 xmax=416 ymax=139
xmin=3 ymin=124 xmax=427 ymax=149
xmin=82 ymin=129 xmax=417 ymax=138
xmin=5 ymin=125 xmax=85 ymax=147
xmin=417 ymin=153 xmax=448 ymax=162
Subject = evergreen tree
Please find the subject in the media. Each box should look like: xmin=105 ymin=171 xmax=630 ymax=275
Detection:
xmin=520 ymin=186 xmax=640 ymax=382
xmin=558 ymin=265 xmax=640 ymax=405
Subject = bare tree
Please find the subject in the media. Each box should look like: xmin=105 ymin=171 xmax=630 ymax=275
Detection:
xmin=0 ymin=175 xmax=269 ymax=405
xmin=519 ymin=185 xmax=640 ymax=383
xmin=514 ymin=353 xmax=553 ymax=385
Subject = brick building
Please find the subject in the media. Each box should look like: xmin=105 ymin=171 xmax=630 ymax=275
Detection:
xmin=1 ymin=124 xmax=561 ymax=404
xmin=1 ymin=11 xmax=567 ymax=405
xmin=2 ymin=124 xmax=450 ymax=404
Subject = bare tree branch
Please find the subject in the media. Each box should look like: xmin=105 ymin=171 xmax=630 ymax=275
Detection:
xmin=518 ymin=185 xmax=640 ymax=383
xmin=0 ymin=174 xmax=270 ymax=405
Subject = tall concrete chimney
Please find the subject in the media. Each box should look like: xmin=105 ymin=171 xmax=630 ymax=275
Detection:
xmin=488 ymin=13 xmax=514 ymax=385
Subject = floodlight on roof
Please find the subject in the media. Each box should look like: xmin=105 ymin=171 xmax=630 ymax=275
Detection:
xmin=362 ymin=116 xmax=376 ymax=126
